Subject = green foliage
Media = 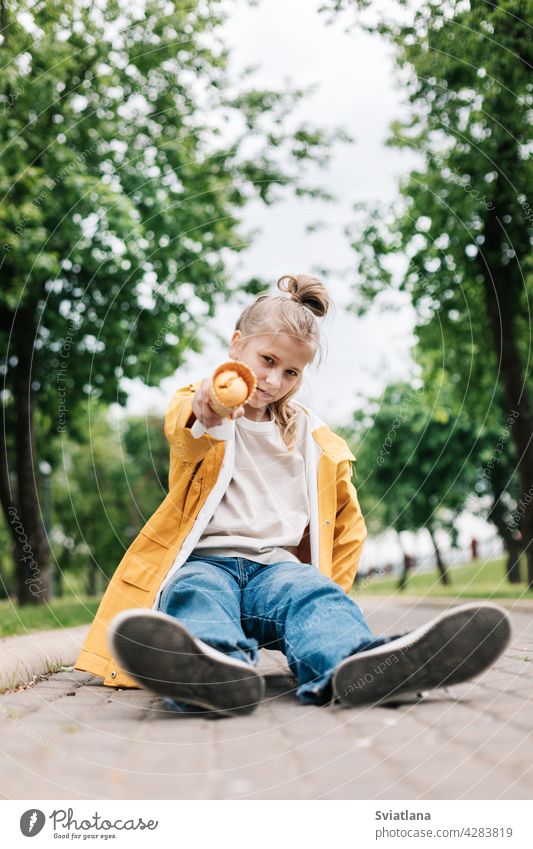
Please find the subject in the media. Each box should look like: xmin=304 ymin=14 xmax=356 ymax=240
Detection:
xmin=122 ymin=411 xmax=169 ymax=529
xmin=340 ymin=382 xmax=480 ymax=537
xmin=51 ymin=406 xmax=168 ymax=590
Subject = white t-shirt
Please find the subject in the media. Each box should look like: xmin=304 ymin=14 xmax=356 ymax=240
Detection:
xmin=193 ymin=410 xmax=310 ymax=564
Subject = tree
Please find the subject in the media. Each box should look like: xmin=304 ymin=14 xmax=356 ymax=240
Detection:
xmin=122 ymin=411 xmax=170 ymax=536
xmin=340 ymin=382 xmax=480 ymax=587
xmin=51 ymin=407 xmax=168 ymax=597
xmin=327 ymin=0 xmax=533 ymax=584
xmin=414 ymin=345 xmax=524 ymax=583
xmin=0 ymin=0 xmax=337 ymax=602
xmin=52 ymin=407 xmax=128 ymax=596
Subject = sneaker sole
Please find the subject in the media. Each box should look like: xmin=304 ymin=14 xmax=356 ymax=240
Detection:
xmin=332 ymin=602 xmax=512 ymax=707
xmin=108 ymin=609 xmax=265 ymax=716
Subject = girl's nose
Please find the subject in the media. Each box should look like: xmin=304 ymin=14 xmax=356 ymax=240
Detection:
xmin=266 ymin=375 xmax=281 ymax=390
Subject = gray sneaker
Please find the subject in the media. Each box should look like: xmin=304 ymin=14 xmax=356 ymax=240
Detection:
xmin=108 ymin=609 xmax=265 ymax=716
xmin=332 ymin=602 xmax=512 ymax=707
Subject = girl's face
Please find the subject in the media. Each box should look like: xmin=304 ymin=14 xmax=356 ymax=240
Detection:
xmin=229 ymin=330 xmax=314 ymax=419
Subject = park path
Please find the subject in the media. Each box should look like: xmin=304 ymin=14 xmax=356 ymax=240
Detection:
xmin=1 ymin=598 xmax=532 ymax=800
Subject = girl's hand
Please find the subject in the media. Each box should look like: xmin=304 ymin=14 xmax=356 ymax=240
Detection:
xmin=192 ymin=378 xmax=245 ymax=428
xmin=230 ymin=406 xmax=245 ymax=420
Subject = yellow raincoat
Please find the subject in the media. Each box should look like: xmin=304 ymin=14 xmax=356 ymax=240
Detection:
xmin=74 ymin=382 xmax=366 ymax=688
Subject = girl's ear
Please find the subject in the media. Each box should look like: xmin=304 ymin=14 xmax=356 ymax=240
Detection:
xmin=228 ymin=330 xmax=241 ymax=359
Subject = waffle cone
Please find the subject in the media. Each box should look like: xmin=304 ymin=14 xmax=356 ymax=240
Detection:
xmin=208 ymin=360 xmax=257 ymax=417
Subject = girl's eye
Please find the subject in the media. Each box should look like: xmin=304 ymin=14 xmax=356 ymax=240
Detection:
xmin=262 ymin=356 xmax=297 ymax=377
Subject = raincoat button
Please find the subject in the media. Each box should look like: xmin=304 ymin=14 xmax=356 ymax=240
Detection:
xmin=111 ymin=671 xmax=117 ymax=678
xmin=325 ymin=519 xmax=331 ymax=525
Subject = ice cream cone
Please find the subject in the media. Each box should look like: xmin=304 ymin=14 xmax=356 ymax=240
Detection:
xmin=209 ymin=361 xmax=257 ymax=418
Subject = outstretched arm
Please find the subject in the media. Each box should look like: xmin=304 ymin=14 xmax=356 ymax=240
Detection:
xmin=164 ymin=384 xmax=199 ymax=444
xmin=164 ymin=378 xmax=245 ymax=444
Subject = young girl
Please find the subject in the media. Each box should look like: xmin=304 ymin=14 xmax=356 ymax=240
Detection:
xmin=75 ymin=274 xmax=511 ymax=716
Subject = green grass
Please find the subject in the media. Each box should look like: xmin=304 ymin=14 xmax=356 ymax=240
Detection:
xmin=0 ymin=595 xmax=100 ymax=637
xmin=354 ymin=555 xmax=533 ymax=601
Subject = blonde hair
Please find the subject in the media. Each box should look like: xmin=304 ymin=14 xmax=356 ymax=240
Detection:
xmin=235 ymin=274 xmax=334 ymax=451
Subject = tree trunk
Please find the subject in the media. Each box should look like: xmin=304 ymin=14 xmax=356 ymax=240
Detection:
xmin=398 ymin=559 xmax=408 ymax=591
xmin=428 ymin=526 xmax=450 ymax=586
xmin=396 ymin=531 xmax=412 ymax=591
xmin=481 ymin=196 xmax=533 ymax=589
xmin=11 ymin=307 xmax=50 ymax=604
xmin=505 ymin=538 xmax=523 ymax=585
xmin=488 ymin=490 xmax=523 ymax=584
xmin=0 ymin=413 xmax=50 ymax=604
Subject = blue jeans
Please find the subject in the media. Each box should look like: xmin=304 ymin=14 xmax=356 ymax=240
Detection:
xmin=158 ymin=553 xmax=402 ymax=707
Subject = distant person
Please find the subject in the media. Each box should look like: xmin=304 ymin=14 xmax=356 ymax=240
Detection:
xmin=75 ymin=274 xmax=511 ymax=715
xmin=471 ymin=536 xmax=479 ymax=560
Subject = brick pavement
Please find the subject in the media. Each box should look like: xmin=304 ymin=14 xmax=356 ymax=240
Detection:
xmin=1 ymin=599 xmax=532 ymax=800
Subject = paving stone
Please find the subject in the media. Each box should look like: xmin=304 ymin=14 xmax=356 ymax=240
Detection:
xmin=1 ymin=600 xmax=532 ymax=799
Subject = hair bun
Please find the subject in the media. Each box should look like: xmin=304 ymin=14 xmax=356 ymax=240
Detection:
xmin=277 ymin=273 xmax=330 ymax=319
